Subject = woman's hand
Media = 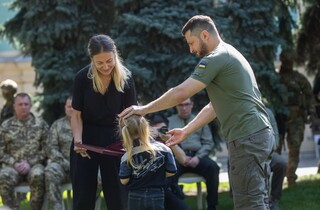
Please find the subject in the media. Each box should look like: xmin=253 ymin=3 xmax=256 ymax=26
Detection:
xmin=74 ymin=147 xmax=91 ymax=159
xmin=74 ymin=140 xmax=91 ymax=159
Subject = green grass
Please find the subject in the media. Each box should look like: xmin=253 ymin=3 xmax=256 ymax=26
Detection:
xmin=279 ymin=174 xmax=320 ymax=210
xmin=1 ymin=174 xmax=320 ymax=210
xmin=183 ymin=174 xmax=320 ymax=210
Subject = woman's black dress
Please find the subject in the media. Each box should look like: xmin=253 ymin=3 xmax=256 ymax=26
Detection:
xmin=70 ymin=66 xmax=137 ymax=210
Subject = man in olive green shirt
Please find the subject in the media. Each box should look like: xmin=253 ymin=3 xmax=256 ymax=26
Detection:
xmin=119 ymin=15 xmax=274 ymax=210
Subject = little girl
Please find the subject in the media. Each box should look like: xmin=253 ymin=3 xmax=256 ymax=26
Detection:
xmin=118 ymin=115 xmax=177 ymax=210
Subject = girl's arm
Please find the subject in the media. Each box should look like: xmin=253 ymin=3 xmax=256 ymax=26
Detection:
xmin=120 ymin=178 xmax=130 ymax=185
xmin=170 ymin=145 xmax=187 ymax=166
xmin=166 ymin=172 xmax=175 ymax=177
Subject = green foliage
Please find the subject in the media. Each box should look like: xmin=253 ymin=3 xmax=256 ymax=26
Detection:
xmin=275 ymin=0 xmax=297 ymax=52
xmin=111 ymin=0 xmax=296 ymax=151
xmin=112 ymin=0 xmax=218 ymax=115
xmin=1 ymin=0 xmax=314 ymax=124
xmin=296 ymin=0 xmax=320 ymax=75
xmin=280 ymin=174 xmax=320 ymax=210
xmin=112 ymin=0 xmax=294 ymax=115
xmin=216 ymin=0 xmax=287 ymax=113
xmin=0 ymin=0 xmax=115 ymax=124
xmin=7 ymin=174 xmax=320 ymax=210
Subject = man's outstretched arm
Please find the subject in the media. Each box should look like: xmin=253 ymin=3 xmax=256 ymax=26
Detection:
xmin=118 ymin=77 xmax=205 ymax=118
xmin=166 ymin=102 xmax=217 ymax=146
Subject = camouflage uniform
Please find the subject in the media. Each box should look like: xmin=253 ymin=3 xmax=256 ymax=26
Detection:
xmin=0 ymin=104 xmax=14 ymax=124
xmin=278 ymin=70 xmax=312 ymax=185
xmin=0 ymin=113 xmax=49 ymax=210
xmin=0 ymin=79 xmax=17 ymax=124
xmin=44 ymin=116 xmax=73 ymax=210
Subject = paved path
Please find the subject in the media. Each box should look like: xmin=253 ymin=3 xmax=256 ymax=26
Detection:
xmin=217 ymin=151 xmax=319 ymax=182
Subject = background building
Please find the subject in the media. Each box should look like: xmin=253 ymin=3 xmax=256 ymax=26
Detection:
xmin=0 ymin=0 xmax=39 ymax=113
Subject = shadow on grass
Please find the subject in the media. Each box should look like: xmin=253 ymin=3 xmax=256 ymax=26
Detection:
xmin=183 ymin=174 xmax=320 ymax=210
xmin=279 ymin=174 xmax=320 ymax=210
xmin=2 ymin=174 xmax=319 ymax=210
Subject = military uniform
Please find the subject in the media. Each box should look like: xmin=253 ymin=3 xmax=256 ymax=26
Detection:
xmin=44 ymin=116 xmax=73 ymax=210
xmin=278 ymin=70 xmax=312 ymax=185
xmin=0 ymin=79 xmax=17 ymax=124
xmin=0 ymin=104 xmax=14 ymax=124
xmin=0 ymin=113 xmax=49 ymax=210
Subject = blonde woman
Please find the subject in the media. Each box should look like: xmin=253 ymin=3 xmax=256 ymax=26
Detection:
xmin=119 ymin=115 xmax=177 ymax=210
xmin=70 ymin=34 xmax=137 ymax=210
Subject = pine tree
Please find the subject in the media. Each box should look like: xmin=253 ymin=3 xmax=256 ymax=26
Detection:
xmin=113 ymin=0 xmax=296 ymax=113
xmin=1 ymin=0 xmax=115 ymax=123
xmin=296 ymin=0 xmax=320 ymax=76
xmin=112 ymin=0 xmax=219 ymax=114
xmin=1 ymin=0 xmax=305 ymax=123
xmin=217 ymin=0 xmax=291 ymax=112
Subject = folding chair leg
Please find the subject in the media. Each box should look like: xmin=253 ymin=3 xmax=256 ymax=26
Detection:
xmin=42 ymin=193 xmax=48 ymax=210
xmin=196 ymin=182 xmax=203 ymax=210
xmin=94 ymin=194 xmax=102 ymax=210
xmin=67 ymin=190 xmax=72 ymax=210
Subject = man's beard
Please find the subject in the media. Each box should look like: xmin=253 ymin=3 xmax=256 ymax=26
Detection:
xmin=197 ymin=40 xmax=209 ymax=58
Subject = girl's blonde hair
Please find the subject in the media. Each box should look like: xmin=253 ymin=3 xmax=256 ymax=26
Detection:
xmin=87 ymin=34 xmax=131 ymax=95
xmin=119 ymin=115 xmax=156 ymax=168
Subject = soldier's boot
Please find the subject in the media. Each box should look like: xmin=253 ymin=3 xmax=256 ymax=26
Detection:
xmin=51 ymin=201 xmax=63 ymax=210
xmin=30 ymin=191 xmax=45 ymax=210
xmin=287 ymin=174 xmax=297 ymax=187
xmin=29 ymin=172 xmax=45 ymax=210
xmin=270 ymin=199 xmax=281 ymax=210
xmin=1 ymin=192 xmax=20 ymax=210
xmin=16 ymin=192 xmax=27 ymax=202
xmin=47 ymin=182 xmax=63 ymax=210
xmin=286 ymin=157 xmax=298 ymax=187
xmin=287 ymin=180 xmax=296 ymax=187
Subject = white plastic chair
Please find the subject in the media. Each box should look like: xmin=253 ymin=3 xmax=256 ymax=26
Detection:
xmin=178 ymin=172 xmax=206 ymax=210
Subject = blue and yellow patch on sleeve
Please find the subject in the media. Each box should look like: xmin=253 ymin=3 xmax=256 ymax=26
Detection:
xmin=193 ymin=72 xmax=200 ymax=76
xmin=198 ymin=60 xmax=207 ymax=69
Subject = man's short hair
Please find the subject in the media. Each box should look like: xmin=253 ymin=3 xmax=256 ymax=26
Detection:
xmin=149 ymin=114 xmax=169 ymax=127
xmin=14 ymin=92 xmax=32 ymax=104
xmin=181 ymin=15 xmax=217 ymax=36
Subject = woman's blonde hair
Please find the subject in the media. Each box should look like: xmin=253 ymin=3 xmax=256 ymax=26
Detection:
xmin=119 ymin=115 xmax=156 ymax=168
xmin=87 ymin=34 xmax=131 ymax=95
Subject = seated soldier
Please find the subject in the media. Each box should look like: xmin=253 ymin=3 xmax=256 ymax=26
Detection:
xmin=0 ymin=79 xmax=18 ymax=124
xmin=44 ymin=96 xmax=102 ymax=209
xmin=266 ymin=107 xmax=287 ymax=210
xmin=44 ymin=96 xmax=74 ymax=210
xmin=168 ymin=97 xmax=220 ymax=210
xmin=0 ymin=92 xmax=49 ymax=210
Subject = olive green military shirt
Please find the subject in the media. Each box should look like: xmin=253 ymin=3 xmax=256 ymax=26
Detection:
xmin=191 ymin=42 xmax=270 ymax=142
